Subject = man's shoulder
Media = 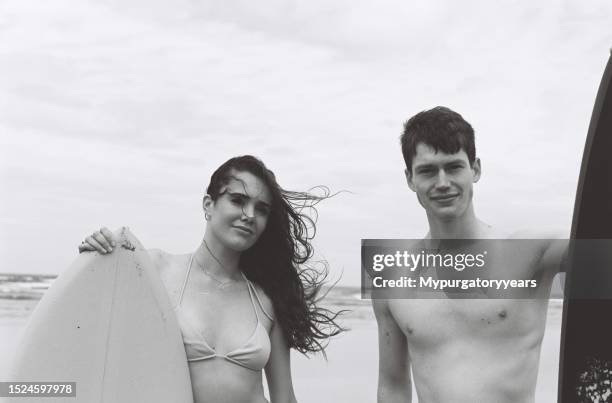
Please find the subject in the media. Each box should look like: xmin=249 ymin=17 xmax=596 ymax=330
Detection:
xmin=507 ymin=230 xmax=569 ymax=274
xmin=508 ymin=230 xmax=567 ymax=249
xmin=481 ymin=227 xmax=565 ymax=241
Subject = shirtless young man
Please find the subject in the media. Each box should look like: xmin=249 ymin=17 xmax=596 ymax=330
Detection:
xmin=373 ymin=106 xmax=567 ymax=403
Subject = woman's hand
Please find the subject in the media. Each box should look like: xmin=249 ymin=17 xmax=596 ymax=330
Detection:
xmin=78 ymin=227 xmax=116 ymax=254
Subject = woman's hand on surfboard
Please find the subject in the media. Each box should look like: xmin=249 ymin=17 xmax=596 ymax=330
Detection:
xmin=78 ymin=227 xmax=116 ymax=254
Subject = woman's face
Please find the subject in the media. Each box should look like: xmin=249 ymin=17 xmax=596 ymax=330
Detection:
xmin=204 ymin=170 xmax=272 ymax=252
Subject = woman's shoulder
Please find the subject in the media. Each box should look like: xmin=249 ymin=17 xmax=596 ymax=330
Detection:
xmin=146 ymin=248 xmax=189 ymax=264
xmin=146 ymin=248 xmax=172 ymax=273
xmin=146 ymin=249 xmax=191 ymax=279
xmin=146 ymin=250 xmax=192 ymax=303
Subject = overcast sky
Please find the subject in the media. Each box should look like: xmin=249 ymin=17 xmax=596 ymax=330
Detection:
xmin=1 ymin=0 xmax=611 ymax=285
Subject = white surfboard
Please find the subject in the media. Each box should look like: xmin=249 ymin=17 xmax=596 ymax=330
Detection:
xmin=5 ymin=228 xmax=193 ymax=403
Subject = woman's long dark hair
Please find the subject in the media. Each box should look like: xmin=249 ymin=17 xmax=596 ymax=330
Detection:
xmin=206 ymin=155 xmax=344 ymax=354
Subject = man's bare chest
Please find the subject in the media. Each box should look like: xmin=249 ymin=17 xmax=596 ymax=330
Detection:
xmin=388 ymin=297 xmax=548 ymax=348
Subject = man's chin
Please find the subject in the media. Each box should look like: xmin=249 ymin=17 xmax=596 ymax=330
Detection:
xmin=429 ymin=206 xmax=462 ymax=220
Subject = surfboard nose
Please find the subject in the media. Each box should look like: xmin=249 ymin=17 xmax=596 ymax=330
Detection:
xmin=113 ymin=227 xmax=144 ymax=252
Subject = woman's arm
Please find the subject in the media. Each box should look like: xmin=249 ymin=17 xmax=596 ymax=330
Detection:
xmin=265 ymin=319 xmax=298 ymax=403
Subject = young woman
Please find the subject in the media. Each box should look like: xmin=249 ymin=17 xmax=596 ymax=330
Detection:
xmin=79 ymin=155 xmax=343 ymax=403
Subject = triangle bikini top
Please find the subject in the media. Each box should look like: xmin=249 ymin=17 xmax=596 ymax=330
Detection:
xmin=175 ymin=254 xmax=273 ymax=372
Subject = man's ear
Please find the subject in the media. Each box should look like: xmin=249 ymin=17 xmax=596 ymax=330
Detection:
xmin=405 ymin=168 xmax=416 ymax=192
xmin=472 ymin=158 xmax=482 ymax=183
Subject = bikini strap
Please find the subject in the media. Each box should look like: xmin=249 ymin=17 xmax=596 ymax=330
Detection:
xmin=242 ymin=273 xmax=274 ymax=322
xmin=178 ymin=254 xmax=194 ymax=306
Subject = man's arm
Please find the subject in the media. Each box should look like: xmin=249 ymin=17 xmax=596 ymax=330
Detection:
xmin=534 ymin=238 xmax=569 ymax=295
xmin=372 ymin=299 xmax=411 ymax=403
xmin=540 ymin=238 xmax=570 ymax=274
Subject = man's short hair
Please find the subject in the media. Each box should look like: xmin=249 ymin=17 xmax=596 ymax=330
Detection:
xmin=401 ymin=106 xmax=476 ymax=172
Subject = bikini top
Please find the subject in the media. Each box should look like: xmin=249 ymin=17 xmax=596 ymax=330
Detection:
xmin=175 ymin=255 xmax=273 ymax=372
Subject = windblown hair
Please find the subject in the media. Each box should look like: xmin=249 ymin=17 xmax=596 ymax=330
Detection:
xmin=206 ymin=155 xmax=344 ymax=354
xmin=401 ymin=106 xmax=476 ymax=172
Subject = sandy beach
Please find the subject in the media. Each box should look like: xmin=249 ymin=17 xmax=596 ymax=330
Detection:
xmin=0 ymin=295 xmax=562 ymax=402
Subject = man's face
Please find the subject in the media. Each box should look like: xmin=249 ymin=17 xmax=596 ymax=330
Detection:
xmin=405 ymin=143 xmax=481 ymax=221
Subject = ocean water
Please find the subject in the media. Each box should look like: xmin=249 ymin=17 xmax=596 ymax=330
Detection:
xmin=0 ymin=274 xmax=371 ymax=321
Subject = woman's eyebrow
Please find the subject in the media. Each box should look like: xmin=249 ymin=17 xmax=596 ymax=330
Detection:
xmin=227 ymin=191 xmax=271 ymax=207
xmin=258 ymin=200 xmax=271 ymax=209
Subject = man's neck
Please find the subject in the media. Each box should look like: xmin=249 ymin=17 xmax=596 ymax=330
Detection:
xmin=426 ymin=207 xmax=491 ymax=239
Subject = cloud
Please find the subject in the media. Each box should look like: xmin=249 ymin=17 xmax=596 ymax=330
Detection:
xmin=1 ymin=0 xmax=611 ymax=284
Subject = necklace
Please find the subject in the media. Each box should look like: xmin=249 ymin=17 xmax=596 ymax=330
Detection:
xmin=192 ymin=240 xmax=240 ymax=289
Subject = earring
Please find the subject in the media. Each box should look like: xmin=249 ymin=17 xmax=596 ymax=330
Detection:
xmin=205 ymin=212 xmax=211 ymax=221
